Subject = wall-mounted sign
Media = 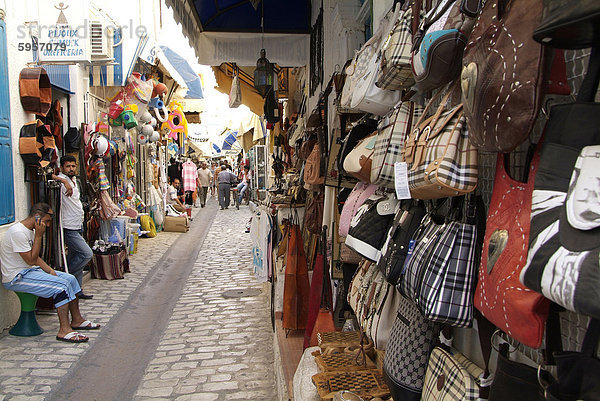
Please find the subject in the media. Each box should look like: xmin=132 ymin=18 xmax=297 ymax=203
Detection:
xmin=37 ymin=0 xmax=90 ymax=63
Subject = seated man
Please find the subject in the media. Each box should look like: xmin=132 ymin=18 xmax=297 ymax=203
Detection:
xmin=0 ymin=203 xmax=100 ymax=343
xmin=167 ymin=178 xmax=186 ymax=213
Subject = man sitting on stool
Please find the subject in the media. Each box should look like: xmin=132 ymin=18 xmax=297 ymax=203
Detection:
xmin=0 ymin=203 xmax=100 ymax=343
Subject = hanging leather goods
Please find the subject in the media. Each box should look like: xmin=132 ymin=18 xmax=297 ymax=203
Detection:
xmin=520 ymin=48 xmax=600 ymax=320
xmin=308 ymin=226 xmax=337 ymax=347
xmin=282 ymin=212 xmax=311 ymax=332
xmin=533 ymin=0 xmax=600 ymax=49
xmin=461 ymin=0 xmax=548 ymax=152
xmin=474 ymin=148 xmax=550 ymax=349
xmin=19 ymin=67 xmax=52 ymax=116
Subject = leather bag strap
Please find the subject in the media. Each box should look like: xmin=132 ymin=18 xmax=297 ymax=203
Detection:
xmin=577 ymin=47 xmax=600 ymax=103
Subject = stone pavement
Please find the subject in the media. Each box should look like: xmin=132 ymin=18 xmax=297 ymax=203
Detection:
xmin=0 ymin=197 xmax=277 ymax=401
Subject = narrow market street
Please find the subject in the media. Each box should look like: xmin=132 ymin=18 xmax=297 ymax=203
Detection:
xmin=0 ymin=199 xmax=278 ymax=401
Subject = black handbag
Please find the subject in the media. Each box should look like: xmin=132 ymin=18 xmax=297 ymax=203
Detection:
xmin=533 ymin=0 xmax=600 ymax=49
xmin=546 ymin=319 xmax=600 ymax=401
xmin=376 ymin=200 xmax=426 ymax=285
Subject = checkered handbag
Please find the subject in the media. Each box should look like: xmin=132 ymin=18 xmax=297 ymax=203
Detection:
xmin=383 ymin=294 xmax=439 ymax=401
xmin=403 ymin=91 xmax=478 ymax=200
xmin=370 ymin=102 xmax=424 ymax=188
xmin=376 ymin=3 xmax=421 ymax=91
xmin=421 ymin=347 xmax=484 ymax=401
xmin=417 ymin=220 xmax=478 ymax=328
xmin=397 ymin=214 xmax=446 ymax=301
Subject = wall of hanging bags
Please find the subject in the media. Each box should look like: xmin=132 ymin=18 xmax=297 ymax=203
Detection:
xmin=291 ymin=0 xmax=600 ymax=399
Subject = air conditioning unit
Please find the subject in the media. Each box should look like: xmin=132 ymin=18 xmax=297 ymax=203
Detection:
xmin=90 ymin=20 xmax=112 ymax=60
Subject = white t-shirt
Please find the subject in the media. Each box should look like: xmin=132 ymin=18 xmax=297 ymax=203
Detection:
xmin=197 ymin=168 xmax=213 ymax=187
xmin=167 ymin=185 xmax=178 ymax=204
xmin=58 ymin=173 xmax=84 ymax=230
xmin=0 ymin=222 xmax=35 ymax=283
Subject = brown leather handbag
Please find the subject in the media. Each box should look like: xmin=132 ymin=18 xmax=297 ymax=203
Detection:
xmin=461 ymin=0 xmax=548 ymax=152
xmin=282 ymin=219 xmax=311 ymax=331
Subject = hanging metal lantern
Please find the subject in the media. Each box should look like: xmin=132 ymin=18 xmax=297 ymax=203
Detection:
xmin=254 ymin=48 xmax=275 ymax=98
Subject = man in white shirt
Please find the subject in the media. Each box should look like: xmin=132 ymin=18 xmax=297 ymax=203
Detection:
xmin=167 ymin=178 xmax=186 ymax=213
xmin=53 ymin=155 xmax=93 ymax=299
xmin=1 ymin=203 xmax=100 ymax=343
xmin=196 ymin=161 xmax=213 ymax=208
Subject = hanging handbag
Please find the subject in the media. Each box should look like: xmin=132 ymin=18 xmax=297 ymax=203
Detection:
xmin=348 ymin=259 xmax=378 ymax=318
xmin=228 ymin=69 xmax=242 ymax=108
xmin=399 ymin=197 xmax=481 ymax=327
xmin=520 ymin=49 xmax=600 ymax=320
xmin=383 ymin=294 xmax=440 ymax=401
xmin=488 ymin=342 xmax=553 ymax=401
xmin=338 ymin=117 xmax=379 ymax=175
xmin=304 ymin=192 xmax=325 ymax=234
xmin=376 ymin=200 xmax=426 ymax=285
xmin=546 ymin=319 xmax=600 ymax=401
xmin=304 ymin=142 xmax=325 ymax=186
xmin=420 ymin=347 xmax=484 ymax=401
xmin=403 ymin=90 xmax=478 ymax=199
xmin=460 ymin=0 xmax=548 ymax=152
xmin=533 ymin=0 xmax=600 ymax=49
xmin=411 ymin=0 xmax=481 ymax=92
xmin=350 ymin=6 xmax=403 ymax=116
xmin=308 ymin=227 xmax=337 ymax=347
xmin=367 ymin=283 xmax=402 ymax=351
xmin=370 ymin=101 xmax=424 ymax=188
xmin=346 ymin=193 xmax=399 ymax=262
xmin=343 ymin=132 xmax=377 ymax=183
xmin=376 ymin=1 xmax=421 ymax=91
xmin=283 ymin=217 xmax=311 ymax=331
xmin=474 ymin=151 xmax=550 ymax=349
xmin=339 ymin=182 xmax=378 ymax=238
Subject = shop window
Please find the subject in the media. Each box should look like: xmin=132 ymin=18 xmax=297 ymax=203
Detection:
xmin=0 ymin=19 xmax=15 ymax=225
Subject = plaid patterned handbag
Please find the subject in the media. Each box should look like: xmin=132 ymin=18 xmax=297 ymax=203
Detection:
xmin=376 ymin=1 xmax=421 ymax=91
xmin=403 ymin=90 xmax=478 ymax=199
xmin=398 ymin=197 xmax=481 ymax=328
xmin=370 ymin=101 xmax=423 ymax=188
xmin=421 ymin=347 xmax=484 ymax=401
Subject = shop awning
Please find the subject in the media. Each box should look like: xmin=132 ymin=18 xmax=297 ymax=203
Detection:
xmin=159 ymin=46 xmax=204 ymax=99
xmin=222 ymin=131 xmax=238 ymax=150
xmin=212 ymin=67 xmax=264 ymax=116
xmin=43 ymin=65 xmax=74 ymax=94
xmin=165 ymin=0 xmax=309 ymax=66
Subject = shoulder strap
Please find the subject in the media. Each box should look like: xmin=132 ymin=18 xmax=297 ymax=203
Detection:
xmin=578 ymin=47 xmax=600 ymax=103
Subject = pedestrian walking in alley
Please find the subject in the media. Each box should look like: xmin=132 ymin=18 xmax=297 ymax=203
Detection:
xmin=52 ymin=155 xmax=93 ymax=299
xmin=0 ymin=203 xmax=100 ymax=343
xmin=197 ymin=161 xmax=213 ymax=208
xmin=168 ymin=178 xmax=187 ymax=213
xmin=235 ymin=165 xmax=250 ymax=209
xmin=217 ymin=165 xmax=238 ymax=210
xmin=210 ymin=161 xmax=218 ymax=197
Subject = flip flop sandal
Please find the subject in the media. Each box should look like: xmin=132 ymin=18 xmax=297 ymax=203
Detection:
xmin=56 ymin=331 xmax=89 ymax=343
xmin=71 ymin=320 xmax=101 ymax=330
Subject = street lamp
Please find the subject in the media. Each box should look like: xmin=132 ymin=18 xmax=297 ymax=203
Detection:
xmin=254 ymin=48 xmax=275 ymax=98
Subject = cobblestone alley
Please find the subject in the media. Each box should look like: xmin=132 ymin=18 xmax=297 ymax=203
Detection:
xmin=0 ymin=199 xmax=278 ymax=401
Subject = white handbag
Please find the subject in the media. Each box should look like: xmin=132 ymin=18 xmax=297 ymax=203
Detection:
xmin=350 ymin=51 xmax=402 ymax=116
xmin=350 ymin=6 xmax=403 ymax=116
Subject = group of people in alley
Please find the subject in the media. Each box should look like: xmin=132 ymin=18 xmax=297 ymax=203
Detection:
xmin=166 ymin=158 xmax=250 ymax=211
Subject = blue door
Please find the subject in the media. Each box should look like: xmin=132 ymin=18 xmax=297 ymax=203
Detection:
xmin=0 ymin=19 xmax=15 ymax=225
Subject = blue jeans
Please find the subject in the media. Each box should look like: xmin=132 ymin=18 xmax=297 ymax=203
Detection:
xmin=236 ymin=182 xmax=248 ymax=203
xmin=63 ymin=228 xmax=93 ymax=287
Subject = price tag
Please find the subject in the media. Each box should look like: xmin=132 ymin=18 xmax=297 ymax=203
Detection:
xmin=394 ymin=162 xmax=412 ymax=200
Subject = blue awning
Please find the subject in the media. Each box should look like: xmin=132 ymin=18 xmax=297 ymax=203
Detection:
xmin=159 ymin=46 xmax=204 ymax=99
xmin=42 ymin=65 xmax=74 ymax=94
xmin=222 ymin=132 xmax=238 ymax=150
xmin=213 ymin=144 xmax=221 ymax=153
xmin=194 ymin=0 xmax=311 ymax=33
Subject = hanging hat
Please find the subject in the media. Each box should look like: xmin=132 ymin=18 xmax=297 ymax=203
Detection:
xmin=19 ymin=67 xmax=52 ymax=116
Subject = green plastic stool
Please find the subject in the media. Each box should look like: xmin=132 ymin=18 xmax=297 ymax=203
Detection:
xmin=9 ymin=292 xmax=44 ymax=336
